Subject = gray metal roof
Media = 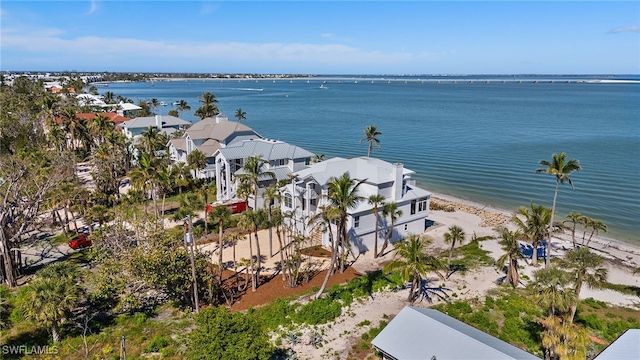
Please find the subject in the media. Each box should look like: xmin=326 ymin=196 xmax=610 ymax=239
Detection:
xmin=217 ymin=138 xmax=314 ymax=161
xmin=371 ymin=307 xmax=540 ymax=360
xmin=234 ymin=166 xmax=292 ymax=181
xmin=594 ymin=329 xmax=640 ymax=360
xmin=294 ymin=157 xmax=415 ymax=186
xmin=124 ymin=115 xmax=190 ymax=129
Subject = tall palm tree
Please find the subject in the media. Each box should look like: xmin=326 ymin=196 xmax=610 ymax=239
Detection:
xmin=88 ymin=113 xmax=115 ymax=146
xmin=262 ymin=184 xmax=281 ymax=257
xmin=563 ymin=212 xmax=584 ymax=249
xmin=209 ymin=205 xmax=232 ymax=282
xmin=61 ymin=107 xmax=85 ymax=151
xmin=308 ymin=204 xmax=341 ymax=298
xmin=529 ymin=267 xmax=576 ymax=318
xmin=378 ymin=201 xmax=403 ymax=257
xmin=325 ymin=172 xmax=365 ymax=272
xmin=103 ymin=91 xmax=115 ymax=104
xmin=129 ymin=152 xmax=161 ymax=217
xmin=496 ymin=228 xmax=525 ymax=288
xmin=177 ymin=99 xmax=191 ymax=117
xmin=200 ymin=92 xmax=218 ymax=106
xmin=444 ymin=225 xmax=466 ymax=277
xmin=238 ymin=210 xmax=257 ymax=292
xmin=360 ymin=125 xmax=382 ymax=157
xmin=536 ymin=153 xmax=581 ymax=267
xmin=235 ymin=108 xmax=247 ymax=122
xmin=19 ymin=262 xmax=82 ymax=343
xmin=170 ymin=162 xmax=192 ymax=194
xmin=584 ymin=218 xmax=607 ymax=246
xmin=383 ymin=235 xmax=445 ymax=303
xmin=237 ymin=155 xmax=275 ymax=211
xmin=562 ymin=247 xmax=607 ymax=323
xmin=513 ymin=202 xmax=552 ymax=267
xmin=187 ymin=149 xmax=207 ymax=180
xmin=367 ymin=194 xmax=386 ymax=258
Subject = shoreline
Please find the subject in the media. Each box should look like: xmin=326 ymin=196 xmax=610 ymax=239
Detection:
xmin=426 ymin=191 xmax=640 ymax=270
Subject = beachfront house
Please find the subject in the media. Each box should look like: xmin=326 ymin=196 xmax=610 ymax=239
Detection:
xmin=215 ymin=138 xmax=315 ymax=208
xmin=121 ymin=114 xmax=191 ymax=141
xmin=167 ymin=114 xmax=263 ymax=179
xmin=280 ymin=156 xmax=432 ymax=255
xmin=372 ymin=307 xmax=540 ymax=360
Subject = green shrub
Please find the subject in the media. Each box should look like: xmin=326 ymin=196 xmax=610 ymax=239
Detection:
xmin=583 ymin=297 xmax=608 ymax=309
xmin=144 ymin=336 xmax=169 ymax=353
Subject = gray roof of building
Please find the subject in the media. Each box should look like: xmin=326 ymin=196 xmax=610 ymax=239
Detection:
xmin=197 ymin=138 xmax=222 ymax=157
xmin=594 ymin=329 xmax=640 ymax=360
xmin=186 ymin=117 xmax=260 ymax=142
xmin=218 ymin=138 xmax=314 ymax=161
xmin=371 ymin=307 xmax=540 ymax=360
xmin=124 ymin=115 xmax=190 ymax=129
xmin=294 ymin=157 xmax=415 ymax=186
xmin=234 ymin=166 xmax=294 ymax=182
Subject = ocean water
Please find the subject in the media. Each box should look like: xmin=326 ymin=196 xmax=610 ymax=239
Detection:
xmin=100 ymin=75 xmax=640 ymax=243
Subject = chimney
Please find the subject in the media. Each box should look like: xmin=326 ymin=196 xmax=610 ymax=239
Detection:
xmin=391 ymin=162 xmax=404 ymax=201
xmin=155 ymin=115 xmax=162 ymax=129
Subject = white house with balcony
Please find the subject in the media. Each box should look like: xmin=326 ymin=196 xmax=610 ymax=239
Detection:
xmin=167 ymin=114 xmax=262 ymax=178
xmin=280 ymin=156 xmax=432 ymax=255
xmin=214 ymin=138 xmax=315 ymax=208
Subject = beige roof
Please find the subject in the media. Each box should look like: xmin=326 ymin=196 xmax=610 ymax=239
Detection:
xmin=186 ymin=117 xmax=258 ymax=142
xmin=169 ymin=138 xmax=187 ymax=151
xmin=197 ymin=138 xmax=222 ymax=157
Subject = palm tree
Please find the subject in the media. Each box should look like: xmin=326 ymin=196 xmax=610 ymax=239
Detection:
xmin=238 ymin=210 xmax=257 ymax=292
xmin=235 ymin=108 xmax=247 ymax=122
xmin=513 ymin=202 xmax=552 ymax=267
xmin=170 ymin=162 xmax=192 ymax=194
xmin=187 ymin=149 xmax=207 ymax=180
xmin=367 ymin=194 xmax=386 ymax=258
xmin=88 ymin=113 xmax=115 ymax=146
xmin=541 ymin=315 xmax=590 ymax=360
xmin=360 ymin=125 xmax=382 ymax=157
xmin=237 ymin=155 xmax=275 ymax=211
xmin=262 ymin=184 xmax=281 ymax=257
xmin=19 ymin=263 xmax=82 ymax=343
xmin=310 ymin=154 xmax=325 ymax=164
xmin=536 ymin=153 xmax=582 ymax=267
xmin=129 ymin=152 xmax=161 ymax=217
xmin=562 ymin=247 xmax=607 ymax=323
xmin=496 ymin=228 xmax=525 ymax=288
xmin=378 ymin=202 xmax=403 ymax=257
xmin=325 ymin=172 xmax=365 ymax=272
xmin=444 ymin=225 xmax=466 ymax=277
xmin=194 ymin=104 xmax=219 ymax=120
xmin=176 ymin=99 xmax=191 ymax=117
xmin=383 ymin=235 xmax=445 ymax=303
xmin=209 ymin=205 xmax=232 ymax=282
xmin=61 ymin=107 xmax=86 ymax=150
xmin=563 ymin=212 xmax=584 ymax=249
xmin=139 ymin=126 xmax=166 ymax=158
xmin=308 ymin=204 xmax=341 ymax=298
xmin=200 ymin=92 xmax=218 ymax=106
xmin=529 ymin=267 xmax=576 ymax=318
xmin=584 ymin=218 xmax=607 ymax=246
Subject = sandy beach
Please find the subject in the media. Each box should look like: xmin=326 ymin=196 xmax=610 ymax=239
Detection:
xmin=195 ymin=191 xmax=640 ymax=359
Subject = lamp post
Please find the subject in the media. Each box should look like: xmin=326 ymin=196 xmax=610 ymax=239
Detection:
xmin=182 ymin=215 xmax=199 ymax=312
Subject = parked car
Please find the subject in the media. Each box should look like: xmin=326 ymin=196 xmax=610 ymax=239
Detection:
xmin=68 ymin=233 xmax=92 ymax=249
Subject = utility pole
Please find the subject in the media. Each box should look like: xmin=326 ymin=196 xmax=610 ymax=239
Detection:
xmin=183 ymin=215 xmax=199 ymax=313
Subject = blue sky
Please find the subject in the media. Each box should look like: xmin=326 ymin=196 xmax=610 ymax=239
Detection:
xmin=1 ymin=1 xmax=638 ymax=74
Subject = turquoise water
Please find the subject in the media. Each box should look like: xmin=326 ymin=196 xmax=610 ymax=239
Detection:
xmin=101 ymin=75 xmax=640 ymax=243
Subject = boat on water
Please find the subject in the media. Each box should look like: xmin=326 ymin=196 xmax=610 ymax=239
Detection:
xmin=172 ymin=101 xmax=180 ymax=106
xmin=319 ymin=84 xmax=329 ymax=89
xmin=159 ymin=101 xmax=167 ymax=106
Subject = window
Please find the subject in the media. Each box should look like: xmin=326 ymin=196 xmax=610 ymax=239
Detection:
xmin=418 ymin=198 xmax=428 ymax=212
xmin=410 ymin=200 xmax=416 ymax=215
xmin=310 ymin=198 xmax=316 ymax=206
xmin=354 ymin=216 xmax=360 ymax=228
xmin=284 ymin=193 xmax=292 ymax=208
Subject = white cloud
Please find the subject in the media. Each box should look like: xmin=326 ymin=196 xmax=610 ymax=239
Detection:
xmin=86 ymin=0 xmax=99 ymax=15
xmin=609 ymin=25 xmax=640 ymax=33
